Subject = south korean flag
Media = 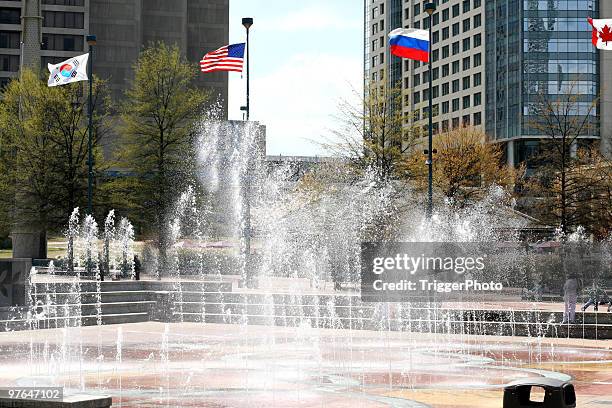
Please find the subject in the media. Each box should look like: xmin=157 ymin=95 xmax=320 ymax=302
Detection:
xmin=47 ymin=53 xmax=89 ymax=87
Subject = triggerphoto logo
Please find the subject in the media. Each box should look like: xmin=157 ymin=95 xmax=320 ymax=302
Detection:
xmin=361 ymin=242 xmax=504 ymax=302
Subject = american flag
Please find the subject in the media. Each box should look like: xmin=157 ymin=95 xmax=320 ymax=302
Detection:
xmin=200 ymin=43 xmax=245 ymax=73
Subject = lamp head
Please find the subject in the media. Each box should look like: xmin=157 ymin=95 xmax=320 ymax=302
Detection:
xmin=424 ymin=2 xmax=436 ymax=15
xmin=242 ymin=17 xmax=254 ymax=30
xmin=86 ymin=34 xmax=97 ymax=46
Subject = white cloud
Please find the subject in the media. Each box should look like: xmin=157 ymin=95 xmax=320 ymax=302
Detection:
xmin=229 ymin=53 xmax=362 ymax=156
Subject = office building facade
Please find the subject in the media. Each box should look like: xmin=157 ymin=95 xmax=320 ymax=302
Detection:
xmin=0 ymin=0 xmax=229 ymax=113
xmin=365 ymin=0 xmax=611 ymax=164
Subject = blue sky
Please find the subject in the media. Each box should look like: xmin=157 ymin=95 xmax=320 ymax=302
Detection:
xmin=228 ymin=0 xmax=363 ymax=156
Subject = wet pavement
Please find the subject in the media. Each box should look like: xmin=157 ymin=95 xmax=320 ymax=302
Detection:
xmin=0 ymin=322 xmax=610 ymax=407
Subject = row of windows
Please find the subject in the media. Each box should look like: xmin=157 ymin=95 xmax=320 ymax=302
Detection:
xmin=42 ymin=34 xmax=83 ymax=51
xmin=524 ymin=18 xmax=593 ymax=32
xmin=413 ymin=69 xmax=482 ymax=90
xmin=414 ymin=90 xmax=482 ymax=111
xmin=524 ymin=60 xmax=597 ymax=74
xmin=413 ymin=52 xmax=482 ymax=73
xmin=524 ymin=0 xmax=597 ymax=11
xmin=415 ymin=13 xmax=481 ymax=34
xmin=0 ymin=54 xmax=19 ymax=72
xmin=0 ymin=31 xmax=19 ymax=49
xmin=524 ymin=39 xmax=598 ymax=53
xmin=415 ymin=113 xmax=483 ymax=134
xmin=0 ymin=8 xmax=20 ymax=25
xmin=525 ymin=80 xmax=597 ymax=95
xmin=409 ymin=0 xmax=482 ymax=21
xmin=524 ymin=102 xmax=596 ymax=116
xmin=43 ymin=11 xmax=85 ymax=29
xmin=42 ymin=0 xmax=85 ymax=5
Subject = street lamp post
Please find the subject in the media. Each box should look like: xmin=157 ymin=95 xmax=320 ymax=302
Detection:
xmin=242 ymin=17 xmax=253 ymax=121
xmin=86 ymin=34 xmax=96 ymax=216
xmin=424 ymin=3 xmax=436 ymax=219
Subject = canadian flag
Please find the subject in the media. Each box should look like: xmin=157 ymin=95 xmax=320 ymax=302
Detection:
xmin=588 ymin=18 xmax=612 ymax=50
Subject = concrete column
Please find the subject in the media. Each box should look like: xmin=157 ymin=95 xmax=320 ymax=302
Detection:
xmin=506 ymin=140 xmax=515 ymax=167
xmin=20 ymin=0 xmax=42 ymax=70
xmin=0 ymin=258 xmax=32 ymax=307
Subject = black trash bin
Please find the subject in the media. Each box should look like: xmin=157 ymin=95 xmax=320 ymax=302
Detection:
xmin=504 ymin=378 xmax=576 ymax=408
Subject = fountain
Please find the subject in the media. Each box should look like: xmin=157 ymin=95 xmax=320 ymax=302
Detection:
xmin=0 ymin=119 xmax=611 ymax=407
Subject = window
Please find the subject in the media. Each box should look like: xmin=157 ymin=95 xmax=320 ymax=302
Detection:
xmin=414 ymin=74 xmax=421 ymax=86
xmin=452 ymin=117 xmax=460 ymax=128
xmin=0 ymin=54 xmax=19 ymax=71
xmin=462 ymin=38 xmax=470 ymax=52
xmin=372 ymin=6 xmax=378 ymax=18
xmin=442 ymin=82 xmax=449 ymax=95
xmin=474 ymin=14 xmax=482 ymax=28
xmin=463 ymin=18 xmax=470 ymax=32
xmin=474 ymin=112 xmax=482 ymax=125
xmin=474 ymin=92 xmax=482 ymax=106
xmin=474 ymin=53 xmax=482 ymax=67
xmin=0 ymin=8 xmax=20 ymax=24
xmin=452 ymin=60 xmax=459 ymax=74
xmin=42 ymin=34 xmax=83 ymax=51
xmin=442 ymin=27 xmax=449 ymax=40
xmin=452 ymin=79 xmax=459 ymax=92
xmin=433 ymin=86 xmax=439 ymax=98
xmin=43 ymin=11 xmax=85 ymax=28
xmin=452 ymin=22 xmax=459 ymax=36
xmin=474 ymin=33 xmax=482 ymax=47
xmin=463 ymin=76 xmax=470 ymax=90
xmin=433 ymin=31 xmax=440 ymax=44
xmin=442 ymin=45 xmax=449 ymax=58
xmin=442 ymin=101 xmax=449 ymax=114
xmin=442 ymin=120 xmax=449 ymax=131
xmin=463 ymin=0 xmax=470 ymax=12
xmin=413 ymin=60 xmax=420 ymax=69
xmin=452 ymin=98 xmax=459 ymax=112
xmin=380 ymin=3 xmax=384 ymax=14
xmin=474 ymin=72 xmax=481 ymax=86
xmin=380 ymin=19 xmax=384 ymax=30
xmin=414 ymin=4 xmax=420 ymax=16
xmin=463 ymin=95 xmax=471 ymax=109
xmin=442 ymin=64 xmax=449 ymax=76
xmin=423 ymin=70 xmax=429 ymax=82
xmin=452 ymin=4 xmax=459 ymax=17
xmin=372 ymin=55 xmax=378 ymax=66
xmin=371 ymin=40 xmax=376 ymax=52
xmin=473 ymin=0 xmax=481 ymax=8
xmin=463 ymin=57 xmax=471 ymax=70
xmin=372 ymin=24 xmax=378 ymax=35
xmin=404 ymin=8 xmax=409 ymax=19
xmin=424 ymin=18 xmax=430 ymax=29
xmin=433 ymin=67 xmax=439 ymax=80
xmin=433 ymin=13 xmax=439 ymax=26
xmin=414 ymin=21 xmax=420 ymax=29
xmin=0 ymin=31 xmax=19 ymax=48
xmin=463 ymin=114 xmax=471 ymax=125
xmin=452 ymin=41 xmax=459 ymax=55
xmin=422 ymin=88 xmax=429 ymax=100
xmin=432 ymin=49 xmax=439 ymax=62
xmin=414 ymin=92 xmax=420 ymax=104
xmin=442 ymin=8 xmax=449 ymax=21
xmin=379 ymin=52 xmax=384 ymax=63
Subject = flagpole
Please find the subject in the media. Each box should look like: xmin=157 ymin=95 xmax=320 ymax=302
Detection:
xmin=425 ymin=3 xmax=436 ymax=219
xmin=86 ymin=35 xmax=96 ymax=217
xmin=242 ymin=18 xmax=253 ymax=121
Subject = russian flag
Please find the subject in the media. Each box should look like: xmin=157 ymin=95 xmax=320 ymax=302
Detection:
xmin=388 ymin=28 xmax=430 ymax=63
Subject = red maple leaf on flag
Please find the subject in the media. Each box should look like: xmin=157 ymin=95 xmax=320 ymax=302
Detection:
xmin=599 ymin=24 xmax=612 ymax=45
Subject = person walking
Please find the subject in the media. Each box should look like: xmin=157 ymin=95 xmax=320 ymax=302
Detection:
xmin=562 ymin=274 xmax=578 ymax=324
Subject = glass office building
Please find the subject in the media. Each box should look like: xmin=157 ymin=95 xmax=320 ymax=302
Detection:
xmin=485 ymin=0 xmax=599 ymax=164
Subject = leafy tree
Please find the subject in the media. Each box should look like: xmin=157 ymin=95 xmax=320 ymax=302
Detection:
xmin=524 ymin=84 xmax=600 ymax=234
xmin=0 ymin=69 xmax=109 ymax=237
xmin=405 ymin=127 xmax=519 ymax=208
xmin=115 ymin=42 xmax=209 ymax=276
